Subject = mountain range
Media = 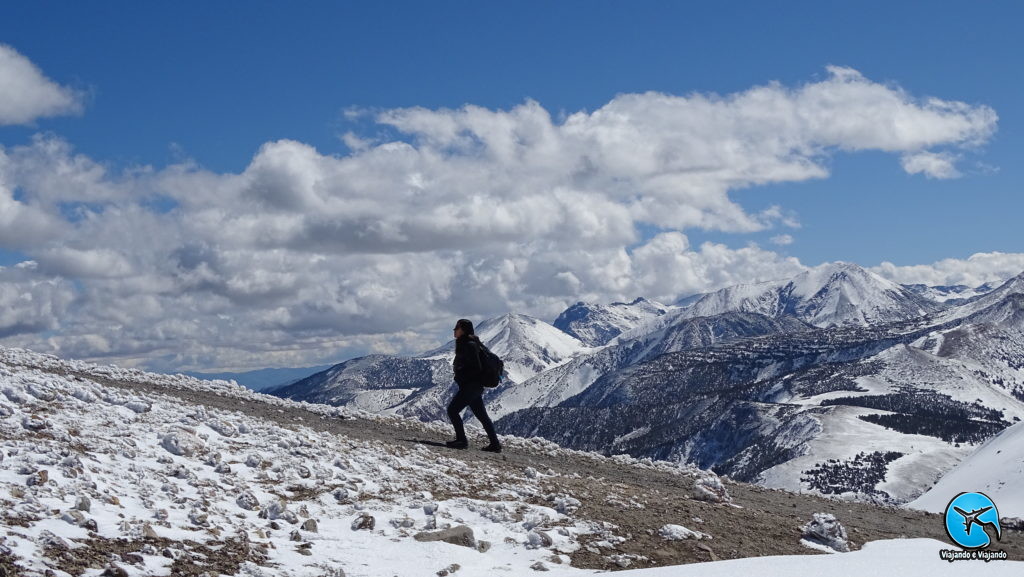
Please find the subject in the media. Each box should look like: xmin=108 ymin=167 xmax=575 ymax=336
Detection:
xmin=271 ymin=262 xmax=1024 ymax=505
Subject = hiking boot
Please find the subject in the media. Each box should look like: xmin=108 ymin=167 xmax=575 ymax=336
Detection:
xmin=445 ymin=439 xmax=469 ymax=449
xmin=480 ymin=443 xmax=502 ymax=453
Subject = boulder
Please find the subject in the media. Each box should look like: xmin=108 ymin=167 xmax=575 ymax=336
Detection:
xmin=413 ymin=525 xmax=476 ymax=549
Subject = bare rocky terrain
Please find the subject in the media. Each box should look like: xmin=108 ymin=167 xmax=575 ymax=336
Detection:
xmin=39 ymin=365 xmax=1020 ymax=573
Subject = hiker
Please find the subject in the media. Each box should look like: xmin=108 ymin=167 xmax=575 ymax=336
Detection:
xmin=446 ymin=318 xmax=502 ymax=453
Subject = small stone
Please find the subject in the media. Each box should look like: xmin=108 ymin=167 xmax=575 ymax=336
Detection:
xmin=121 ymin=553 xmax=144 ymax=565
xmin=62 ymin=510 xmax=86 ymax=526
xmin=75 ymin=496 xmax=92 ymax=512
xmin=26 ymin=470 xmax=48 ymax=486
xmin=476 ymin=540 xmax=492 ymax=553
xmin=269 ymin=521 xmax=281 ymax=530
xmin=236 ymin=491 xmax=260 ymax=511
xmin=530 ymin=561 xmax=549 ymax=571
xmin=301 ymin=519 xmax=318 ymax=533
xmin=215 ymin=462 xmax=231 ymax=474
xmin=437 ymin=564 xmax=461 ymax=576
xmin=142 ymin=523 xmax=159 ymax=539
xmin=351 ymin=513 xmax=375 ymax=531
xmin=83 ymin=518 xmax=98 ymax=532
xmin=296 ymin=547 xmax=312 ymax=556
xmin=101 ymin=565 xmax=129 ymax=577
xmin=290 ymin=530 xmax=302 ymax=542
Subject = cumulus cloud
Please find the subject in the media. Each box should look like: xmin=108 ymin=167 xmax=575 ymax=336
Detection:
xmin=872 ymin=252 xmax=1024 ymax=288
xmin=771 ymin=234 xmax=794 ymax=246
xmin=900 ymin=151 xmax=961 ymax=179
xmin=0 ymin=67 xmax=1002 ymax=370
xmin=0 ymin=45 xmax=83 ymax=125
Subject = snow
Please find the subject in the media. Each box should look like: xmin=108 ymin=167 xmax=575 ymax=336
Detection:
xmin=908 ymin=419 xmax=1024 ymax=517
xmin=3 ymin=345 xmax=1023 ymax=576
xmin=612 ymin=539 xmax=1024 ymax=577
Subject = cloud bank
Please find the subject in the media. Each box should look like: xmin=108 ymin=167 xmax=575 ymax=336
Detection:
xmin=0 ymin=64 xmax=1009 ymax=370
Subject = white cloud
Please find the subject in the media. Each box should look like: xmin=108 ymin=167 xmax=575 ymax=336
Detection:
xmin=0 ymin=44 xmax=83 ymax=125
xmin=900 ymin=151 xmax=962 ymax=179
xmin=0 ymin=68 xmax=1002 ymax=370
xmin=771 ymin=234 xmax=794 ymax=246
xmin=872 ymin=252 xmax=1024 ymax=288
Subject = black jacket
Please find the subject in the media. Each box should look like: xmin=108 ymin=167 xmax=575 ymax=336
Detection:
xmin=453 ymin=335 xmax=484 ymax=391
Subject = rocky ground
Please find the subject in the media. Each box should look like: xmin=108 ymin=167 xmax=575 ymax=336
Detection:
xmin=38 ymin=364 xmax=1023 ymax=573
xmin=3 ymin=344 xmax=1022 ymax=577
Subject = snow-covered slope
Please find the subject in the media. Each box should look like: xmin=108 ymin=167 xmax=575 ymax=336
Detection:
xmin=903 ymin=281 xmax=1001 ymax=304
xmin=0 ymin=346 xmax=662 ymax=576
xmin=681 ymin=262 xmax=941 ymax=328
xmin=553 ymin=298 xmax=670 ymax=347
xmin=908 ymin=420 xmax=1024 ymax=518
xmin=419 ymin=312 xmax=589 ymax=383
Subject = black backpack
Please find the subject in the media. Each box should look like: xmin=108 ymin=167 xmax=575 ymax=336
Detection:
xmin=476 ymin=342 xmax=505 ymax=388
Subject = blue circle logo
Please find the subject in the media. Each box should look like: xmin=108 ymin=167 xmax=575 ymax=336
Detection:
xmin=944 ymin=492 xmax=1002 ymax=550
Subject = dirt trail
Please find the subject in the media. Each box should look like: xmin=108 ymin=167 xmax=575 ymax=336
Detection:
xmin=55 ymin=368 xmax=1024 ymax=570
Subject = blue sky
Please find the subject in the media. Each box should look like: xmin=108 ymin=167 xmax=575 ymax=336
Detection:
xmin=2 ymin=1 xmax=1023 ymax=370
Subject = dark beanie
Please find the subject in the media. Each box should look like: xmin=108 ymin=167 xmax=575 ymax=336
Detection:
xmin=455 ymin=318 xmax=475 ymax=335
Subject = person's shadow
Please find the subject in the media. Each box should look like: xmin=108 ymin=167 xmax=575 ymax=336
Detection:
xmin=402 ymin=438 xmax=450 ymax=448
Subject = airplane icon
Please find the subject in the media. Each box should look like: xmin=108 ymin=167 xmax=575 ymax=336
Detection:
xmin=953 ymin=506 xmax=1000 ymax=539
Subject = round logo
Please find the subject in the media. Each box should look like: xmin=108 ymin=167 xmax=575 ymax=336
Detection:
xmin=944 ymin=492 xmax=1001 ymax=550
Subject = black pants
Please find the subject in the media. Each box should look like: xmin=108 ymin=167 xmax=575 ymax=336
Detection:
xmin=447 ymin=387 xmax=499 ymax=445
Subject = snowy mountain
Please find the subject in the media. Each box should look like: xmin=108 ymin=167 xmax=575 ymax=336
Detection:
xmin=553 ymin=298 xmax=670 ymax=347
xmin=681 ymin=262 xmax=942 ymax=328
xmin=422 ymin=313 xmax=590 ymax=383
xmin=497 ymin=270 xmax=1024 ymax=504
xmin=272 ymin=266 xmax=1024 ymax=509
xmin=273 ymin=313 xmax=588 ymax=421
xmin=908 ymin=419 xmax=1024 ymax=518
xmin=903 ymin=281 xmax=1001 ymax=305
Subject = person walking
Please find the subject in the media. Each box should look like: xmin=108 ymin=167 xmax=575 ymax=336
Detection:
xmin=447 ymin=319 xmax=502 ymax=452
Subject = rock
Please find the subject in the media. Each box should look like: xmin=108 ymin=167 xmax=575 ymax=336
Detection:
xmin=215 ymin=462 xmax=232 ymax=474
xmin=83 ymin=518 xmax=98 ymax=532
xmin=21 ymin=415 xmax=50 ymax=431
xmin=527 ymin=530 xmax=553 ymax=549
xmin=101 ymin=565 xmax=129 ymax=577
xmin=437 ymin=564 xmax=461 ymax=576
xmin=351 ymin=513 xmax=375 ymax=531
xmin=297 ymin=465 xmax=311 ymax=479
xmin=125 ymin=401 xmax=151 ymax=414
xmin=37 ymin=531 xmax=70 ymax=551
xmin=659 ymin=524 xmax=710 ymax=541
xmin=62 ymin=510 xmax=86 ymax=526
xmin=161 ymin=430 xmax=204 ymax=457
xmin=333 ymin=488 xmax=350 ymax=502
xmin=189 ymin=509 xmax=209 ymax=526
xmin=476 ymin=540 xmax=492 ymax=553
xmin=290 ymin=530 xmax=302 ymax=542
xmin=246 ymin=454 xmax=263 ymax=468
xmin=413 ymin=525 xmax=476 ymax=549
xmin=697 ymin=543 xmax=719 ymax=561
xmin=236 ymin=491 xmax=261 ymax=511
xmin=296 ymin=547 xmax=313 ymax=556
xmin=390 ymin=517 xmax=415 ymax=529
xmin=301 ymin=519 xmax=318 ymax=533
xmin=121 ymin=553 xmax=144 ymax=565
xmin=423 ymin=502 xmax=439 ymax=515
xmin=26 ymin=469 xmax=48 ymax=486
xmin=75 ymin=495 xmax=91 ymax=512
xmin=207 ymin=419 xmax=238 ymax=437
xmin=530 ymin=561 xmax=549 ymax=571
xmin=802 ymin=513 xmax=850 ymax=553
xmin=693 ymin=473 xmax=732 ymax=504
